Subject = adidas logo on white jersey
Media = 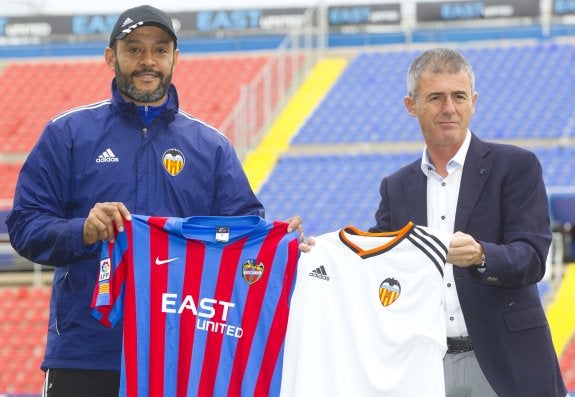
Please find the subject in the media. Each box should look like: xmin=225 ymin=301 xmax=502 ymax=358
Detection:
xmin=96 ymin=148 xmax=119 ymax=163
xmin=309 ymin=265 xmax=330 ymax=281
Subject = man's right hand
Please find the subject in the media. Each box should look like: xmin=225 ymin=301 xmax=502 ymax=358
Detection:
xmin=83 ymin=202 xmax=131 ymax=245
xmin=447 ymin=231 xmax=484 ymax=267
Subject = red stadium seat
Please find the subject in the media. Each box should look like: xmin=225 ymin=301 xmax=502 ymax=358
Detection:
xmin=0 ymin=286 xmax=50 ymax=395
xmin=0 ymin=56 xmax=270 ymax=153
xmin=560 ymin=334 xmax=575 ymax=392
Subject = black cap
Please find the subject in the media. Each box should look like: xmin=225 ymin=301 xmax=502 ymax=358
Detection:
xmin=109 ymin=5 xmax=177 ymax=47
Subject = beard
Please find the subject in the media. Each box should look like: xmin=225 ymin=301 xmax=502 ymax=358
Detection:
xmin=114 ymin=60 xmax=172 ymax=104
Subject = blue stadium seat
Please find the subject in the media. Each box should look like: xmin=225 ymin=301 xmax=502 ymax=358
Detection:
xmin=260 ymin=145 xmax=575 ymax=238
xmin=292 ymin=43 xmax=575 ymax=145
xmin=260 ymin=153 xmax=420 ymax=237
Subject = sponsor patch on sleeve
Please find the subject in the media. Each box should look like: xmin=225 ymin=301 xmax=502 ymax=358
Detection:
xmin=99 ymin=258 xmax=111 ymax=282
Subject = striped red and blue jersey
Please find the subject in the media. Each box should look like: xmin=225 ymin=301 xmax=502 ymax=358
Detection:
xmin=91 ymin=215 xmax=300 ymax=397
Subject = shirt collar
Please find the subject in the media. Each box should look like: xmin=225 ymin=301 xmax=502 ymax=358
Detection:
xmin=421 ymin=130 xmax=472 ymax=176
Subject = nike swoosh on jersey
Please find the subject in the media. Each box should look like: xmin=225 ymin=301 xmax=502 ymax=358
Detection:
xmin=155 ymin=257 xmax=180 ymax=265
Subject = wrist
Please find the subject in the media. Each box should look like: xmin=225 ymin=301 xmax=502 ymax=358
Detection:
xmin=476 ymin=249 xmax=486 ymax=273
xmin=478 ymin=252 xmax=486 ymax=267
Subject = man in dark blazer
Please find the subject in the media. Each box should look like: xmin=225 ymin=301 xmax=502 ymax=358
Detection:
xmin=370 ymin=48 xmax=566 ymax=396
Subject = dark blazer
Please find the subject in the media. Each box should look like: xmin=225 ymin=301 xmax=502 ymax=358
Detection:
xmin=371 ymin=134 xmax=566 ymax=397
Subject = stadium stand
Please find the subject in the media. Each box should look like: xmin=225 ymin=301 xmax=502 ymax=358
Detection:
xmin=292 ymin=42 xmax=575 ymax=145
xmin=0 ymin=54 xmax=273 ymax=236
xmin=563 ymin=337 xmax=575 ymax=392
xmin=0 ymin=164 xmax=21 ymax=203
xmin=0 ymin=56 xmax=271 ymax=154
xmin=261 ymin=44 xmax=575 ymax=237
xmin=2 ymin=12 xmax=575 ymax=397
xmin=252 ymin=40 xmax=575 ymax=396
xmin=0 ymin=53 xmax=274 ymax=395
xmin=243 ymin=58 xmax=349 ymax=193
xmin=0 ymin=286 xmax=50 ymax=395
xmin=172 ymin=55 xmax=271 ymax=132
xmin=0 ymin=61 xmax=111 ymax=152
xmin=548 ymin=264 xmax=575 ymax=392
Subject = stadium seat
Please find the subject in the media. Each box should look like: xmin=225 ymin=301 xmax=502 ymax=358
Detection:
xmin=259 ymin=153 xmax=420 ymax=237
xmin=3 ymin=38 xmax=575 ymax=396
xmin=0 ymin=163 xmax=23 ymax=202
xmin=292 ymin=43 xmax=575 ymax=145
xmin=0 ymin=286 xmax=50 ymax=395
xmin=0 ymin=55 xmax=271 ymax=153
xmin=173 ymin=56 xmax=269 ymax=131
xmin=560 ymin=332 xmax=575 ymax=391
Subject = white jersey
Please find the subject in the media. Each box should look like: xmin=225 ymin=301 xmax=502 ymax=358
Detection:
xmin=281 ymin=222 xmax=451 ymax=397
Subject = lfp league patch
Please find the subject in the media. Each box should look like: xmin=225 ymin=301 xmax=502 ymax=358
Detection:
xmin=99 ymin=258 xmax=112 ymax=282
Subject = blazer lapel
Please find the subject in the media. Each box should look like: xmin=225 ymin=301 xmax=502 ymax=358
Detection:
xmin=403 ymin=161 xmax=428 ymax=226
xmin=455 ymin=135 xmax=493 ymax=232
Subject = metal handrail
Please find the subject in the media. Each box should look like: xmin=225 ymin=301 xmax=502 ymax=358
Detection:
xmin=218 ymin=8 xmax=324 ymax=159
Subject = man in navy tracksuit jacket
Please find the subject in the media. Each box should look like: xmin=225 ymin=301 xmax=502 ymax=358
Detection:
xmin=6 ymin=6 xmax=306 ymax=397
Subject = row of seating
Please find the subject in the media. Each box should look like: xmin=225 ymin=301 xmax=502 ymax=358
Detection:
xmin=259 ymin=147 xmax=575 ymax=238
xmin=0 ymin=280 xmax=569 ymax=395
xmin=0 ymin=164 xmax=21 ymax=203
xmin=2 ymin=41 xmax=575 ymax=395
xmin=293 ymin=43 xmax=575 ymax=144
xmin=561 ymin=329 xmax=575 ymax=391
xmin=0 ymin=54 xmax=275 ymax=396
xmin=261 ymin=43 xmax=575 ymax=395
xmin=0 ymin=55 xmax=270 ymax=152
xmin=5 ymin=44 xmax=573 ymax=152
xmin=0 ymin=286 xmax=50 ymax=395
xmin=0 ymin=146 xmax=575 ymax=220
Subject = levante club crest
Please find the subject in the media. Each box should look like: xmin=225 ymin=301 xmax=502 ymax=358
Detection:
xmin=242 ymin=259 xmax=264 ymax=285
xmin=379 ymin=277 xmax=401 ymax=307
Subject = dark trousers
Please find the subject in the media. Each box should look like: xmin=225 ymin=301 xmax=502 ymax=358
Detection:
xmin=43 ymin=368 xmax=120 ymax=397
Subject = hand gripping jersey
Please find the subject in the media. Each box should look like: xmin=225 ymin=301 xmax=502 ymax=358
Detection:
xmin=280 ymin=222 xmax=451 ymax=397
xmin=91 ymin=215 xmax=300 ymax=397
